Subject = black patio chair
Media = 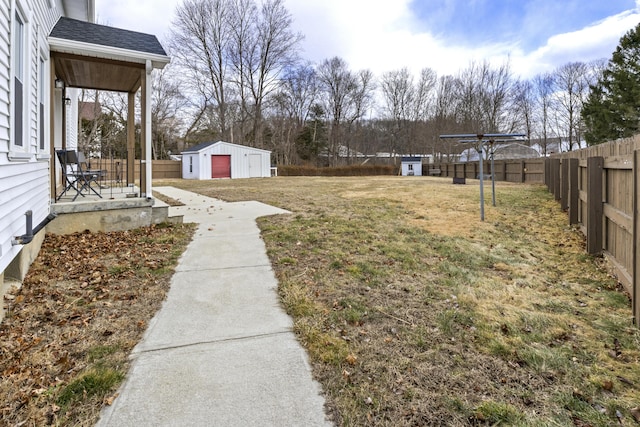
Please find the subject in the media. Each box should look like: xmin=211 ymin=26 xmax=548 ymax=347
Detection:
xmin=55 ymin=149 xmax=104 ymax=201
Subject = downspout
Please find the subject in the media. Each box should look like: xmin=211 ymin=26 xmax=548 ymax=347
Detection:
xmin=12 ymin=211 xmax=57 ymax=245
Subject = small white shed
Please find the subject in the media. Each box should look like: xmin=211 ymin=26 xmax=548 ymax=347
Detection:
xmin=400 ymin=157 xmax=422 ymax=176
xmin=182 ymin=141 xmax=272 ymax=179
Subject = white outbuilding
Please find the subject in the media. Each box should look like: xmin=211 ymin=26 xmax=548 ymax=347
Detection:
xmin=181 ymin=141 xmax=272 ymax=179
xmin=400 ymin=157 xmax=423 ymax=176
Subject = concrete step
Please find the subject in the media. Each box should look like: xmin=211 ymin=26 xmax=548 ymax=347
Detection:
xmin=151 ymin=204 xmax=183 ymax=225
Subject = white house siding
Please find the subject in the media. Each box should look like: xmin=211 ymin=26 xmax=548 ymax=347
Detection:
xmin=0 ymin=161 xmax=49 ymax=273
xmin=0 ymin=0 xmax=63 ymax=275
xmin=0 ymin=0 xmax=10 ymax=155
xmin=28 ymin=17 xmax=38 ymax=151
xmin=64 ymin=88 xmax=78 ymax=149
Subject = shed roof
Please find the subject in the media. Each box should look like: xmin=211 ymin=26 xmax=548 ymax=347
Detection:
xmin=401 ymin=156 xmax=422 ymax=162
xmin=182 ymin=141 xmax=217 ymax=153
xmin=182 ymin=141 xmax=271 ymax=154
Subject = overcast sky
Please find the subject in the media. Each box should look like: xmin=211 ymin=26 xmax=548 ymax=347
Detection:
xmin=94 ymin=0 xmax=640 ymax=79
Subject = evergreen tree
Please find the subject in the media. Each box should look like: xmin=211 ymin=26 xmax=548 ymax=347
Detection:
xmin=582 ymin=23 xmax=640 ymax=144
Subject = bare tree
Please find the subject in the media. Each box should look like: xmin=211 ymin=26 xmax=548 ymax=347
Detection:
xmin=251 ymin=0 xmax=303 ymax=148
xmin=552 ymin=61 xmax=590 ymax=151
xmin=77 ymin=89 xmax=103 ymax=156
xmin=511 ymin=79 xmax=535 ymax=142
xmin=316 ymin=57 xmax=357 ymax=165
xmin=453 ymin=60 xmax=515 ymax=137
xmin=380 ymin=67 xmax=436 ymax=155
xmin=480 ymin=61 xmax=515 ymax=133
xmin=227 ymin=0 xmax=258 ymax=144
xmin=170 ymin=0 xmax=302 ymax=148
xmin=381 ymin=67 xmax=415 ymax=155
xmin=531 ymin=73 xmax=555 ymax=155
xmin=226 ymin=0 xmax=303 ymax=148
xmin=270 ymin=63 xmax=318 ymax=164
xmin=317 ymin=57 xmax=375 ymax=165
xmin=170 ymin=0 xmax=231 ymax=140
xmin=454 ymin=62 xmax=483 ymax=131
xmin=432 ymin=75 xmax=459 ymax=161
xmin=151 ymin=67 xmax=188 ymax=159
xmin=347 ymin=69 xmax=376 ymax=160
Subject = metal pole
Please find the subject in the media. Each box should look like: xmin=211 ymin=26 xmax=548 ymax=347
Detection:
xmin=478 ymin=136 xmax=485 ymax=221
xmin=490 ymin=142 xmax=496 ymax=207
xmin=439 ymin=132 xmax=526 ymax=222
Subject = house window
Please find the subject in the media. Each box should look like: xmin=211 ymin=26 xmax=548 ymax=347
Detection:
xmin=39 ymin=56 xmax=45 ymax=150
xmin=189 ymin=156 xmax=193 ymax=173
xmin=408 ymin=164 xmax=413 ymax=171
xmin=13 ymin=11 xmax=25 ymax=147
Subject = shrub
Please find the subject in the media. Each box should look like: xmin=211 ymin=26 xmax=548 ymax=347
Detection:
xmin=278 ymin=164 xmax=397 ymax=176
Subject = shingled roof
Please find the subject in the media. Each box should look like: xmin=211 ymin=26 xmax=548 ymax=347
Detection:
xmin=50 ymin=17 xmax=167 ymax=57
xmin=182 ymin=141 xmax=218 ymax=153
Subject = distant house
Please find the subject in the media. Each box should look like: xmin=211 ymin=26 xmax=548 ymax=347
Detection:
xmin=182 ymin=141 xmax=272 ymax=179
xmin=459 ymin=143 xmax=540 ymax=162
xmin=1 ymin=0 xmax=169 ymax=289
xmin=400 ymin=157 xmax=422 ymax=176
xmin=493 ymin=143 xmax=540 ymax=160
xmin=79 ymin=101 xmax=102 ymax=121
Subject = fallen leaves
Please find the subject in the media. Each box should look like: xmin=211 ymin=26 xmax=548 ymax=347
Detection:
xmin=0 ymin=223 xmax=194 ymax=426
xmin=345 ymin=353 xmax=358 ymax=366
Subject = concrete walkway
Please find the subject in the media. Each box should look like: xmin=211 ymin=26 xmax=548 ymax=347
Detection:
xmin=97 ymin=187 xmax=332 ymax=427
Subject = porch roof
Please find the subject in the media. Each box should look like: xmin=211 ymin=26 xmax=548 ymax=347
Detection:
xmin=48 ymin=17 xmax=170 ymax=92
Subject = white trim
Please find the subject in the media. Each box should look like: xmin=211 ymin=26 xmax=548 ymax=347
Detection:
xmin=14 ymin=0 xmax=30 ymax=23
xmin=8 ymin=151 xmax=33 ymax=161
xmin=143 ymin=60 xmax=152 ymax=197
xmin=38 ymin=31 xmax=50 ymax=154
xmin=48 ymin=37 xmax=170 ymax=69
xmin=10 ymin=2 xmax=28 ymax=151
xmin=182 ymin=141 xmax=272 ymax=155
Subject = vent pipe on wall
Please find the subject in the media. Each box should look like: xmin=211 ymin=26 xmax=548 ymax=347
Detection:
xmin=12 ymin=211 xmax=57 ymax=245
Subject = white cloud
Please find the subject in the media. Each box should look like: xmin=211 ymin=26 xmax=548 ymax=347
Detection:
xmin=515 ymin=9 xmax=640 ymax=77
xmin=96 ymin=0 xmax=640 ymax=80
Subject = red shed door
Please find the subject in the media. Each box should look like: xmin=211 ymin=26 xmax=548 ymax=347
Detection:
xmin=211 ymin=155 xmax=231 ymax=178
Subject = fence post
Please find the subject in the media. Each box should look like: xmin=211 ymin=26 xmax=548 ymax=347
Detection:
xmin=521 ymin=160 xmax=526 ymax=183
xmin=551 ymin=158 xmax=561 ymax=200
xmin=569 ymin=158 xmax=579 ymax=225
xmin=587 ymin=156 xmax=603 ymax=255
xmin=561 ymin=159 xmax=569 ymax=211
xmin=544 ymin=158 xmax=550 ymax=188
xmin=634 ymin=151 xmax=640 ymax=325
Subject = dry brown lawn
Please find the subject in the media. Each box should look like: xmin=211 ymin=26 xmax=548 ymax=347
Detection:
xmin=163 ymin=176 xmax=640 ymax=426
xmin=2 ymin=175 xmax=640 ymax=426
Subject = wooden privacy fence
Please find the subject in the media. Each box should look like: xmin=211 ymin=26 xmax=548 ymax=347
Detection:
xmin=548 ymin=134 xmax=640 ymax=325
xmin=91 ymin=159 xmax=182 ymax=180
xmin=428 ymin=159 xmax=545 ymax=183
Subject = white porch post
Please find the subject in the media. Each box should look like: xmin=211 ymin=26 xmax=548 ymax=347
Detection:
xmin=141 ymin=60 xmax=153 ymax=197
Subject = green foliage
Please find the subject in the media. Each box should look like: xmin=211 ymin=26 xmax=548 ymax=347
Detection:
xmin=56 ymin=367 xmax=124 ymax=406
xmin=583 ymin=22 xmax=640 ymax=144
xmin=296 ymin=104 xmax=327 ymax=163
xmin=474 ymin=400 xmax=525 ymax=424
